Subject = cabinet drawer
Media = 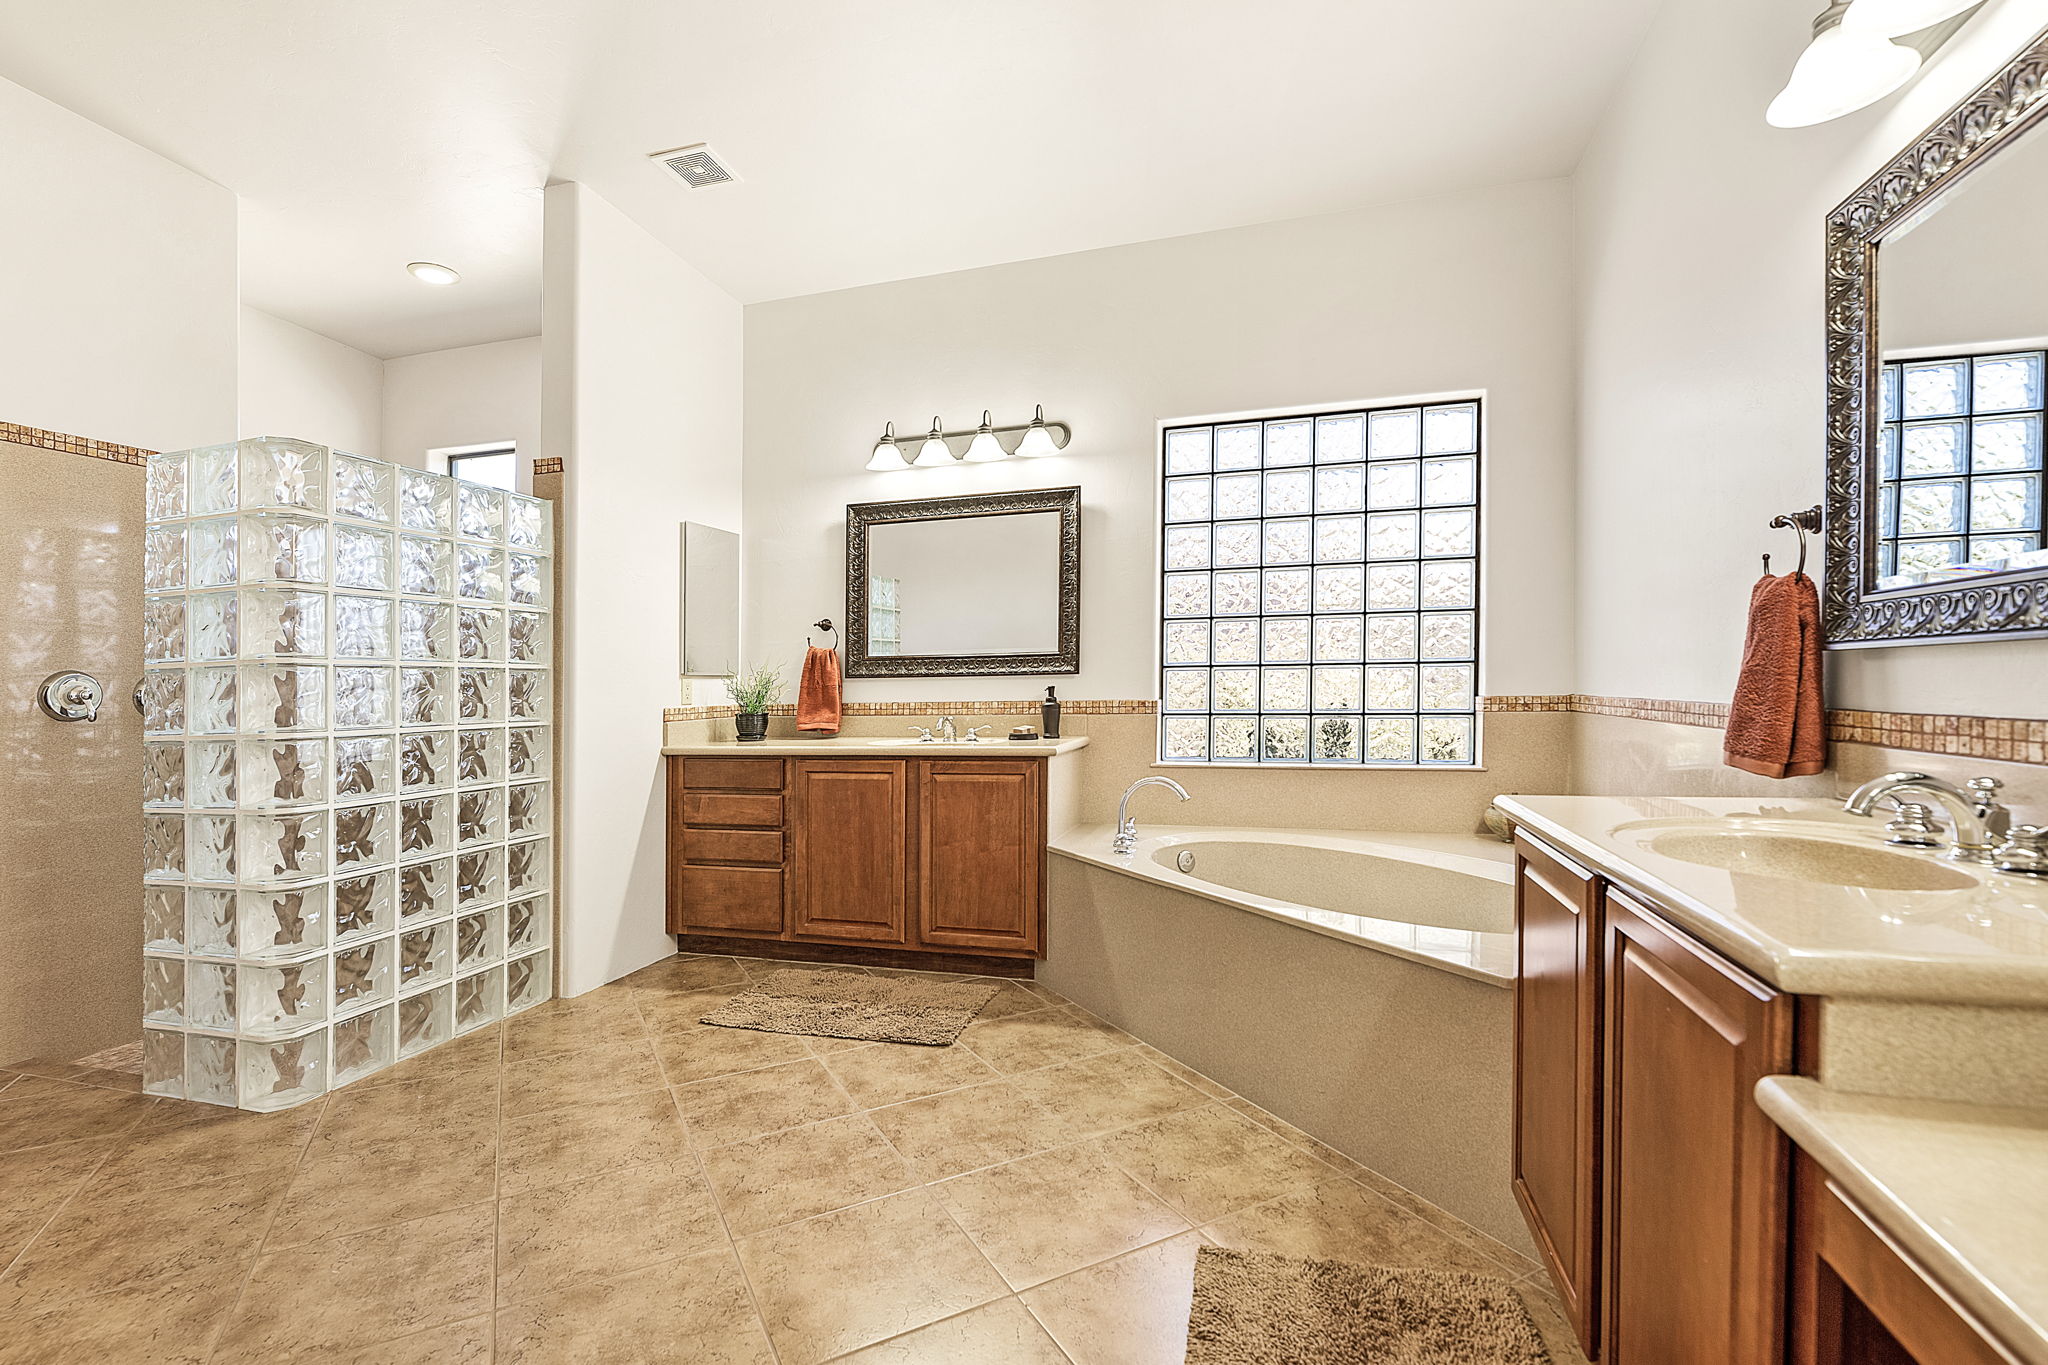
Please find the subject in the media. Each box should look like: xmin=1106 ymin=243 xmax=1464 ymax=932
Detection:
xmin=682 ymin=792 xmax=784 ymax=828
xmin=684 ymin=758 xmax=784 ymax=791
xmin=683 ymin=827 xmax=783 ymax=866
xmin=678 ymin=866 xmax=785 ymax=934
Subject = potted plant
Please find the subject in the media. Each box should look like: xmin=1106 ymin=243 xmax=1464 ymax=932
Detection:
xmin=725 ymin=664 xmax=783 ymax=743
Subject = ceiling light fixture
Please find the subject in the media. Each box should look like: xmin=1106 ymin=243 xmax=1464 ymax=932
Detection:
xmin=859 ymin=407 xmax=1073 ymax=471
xmin=911 ymin=417 xmax=956 ymax=467
xmin=865 ymin=421 xmax=909 ymax=471
xmin=1766 ymin=2 xmax=1922 ymax=127
xmin=1839 ymin=0 xmax=1978 ymax=37
xmin=964 ymin=411 xmax=1008 ymax=462
xmin=406 ymin=261 xmax=461 ymax=286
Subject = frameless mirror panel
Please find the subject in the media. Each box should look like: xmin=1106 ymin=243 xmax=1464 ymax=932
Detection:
xmin=679 ymin=522 xmax=739 ymax=677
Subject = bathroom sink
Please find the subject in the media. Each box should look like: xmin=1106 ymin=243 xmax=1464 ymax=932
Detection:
xmin=1643 ymin=831 xmax=1980 ymax=892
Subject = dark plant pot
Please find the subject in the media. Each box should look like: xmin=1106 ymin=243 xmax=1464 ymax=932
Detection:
xmin=734 ymin=712 xmax=770 ymax=743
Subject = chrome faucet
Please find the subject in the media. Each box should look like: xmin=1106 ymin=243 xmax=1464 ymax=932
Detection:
xmin=935 ymin=716 xmax=958 ymax=742
xmin=1843 ymin=772 xmax=2010 ymax=864
xmin=1113 ymin=776 xmax=1190 ymax=855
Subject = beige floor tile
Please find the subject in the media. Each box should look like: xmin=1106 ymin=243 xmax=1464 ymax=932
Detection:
xmin=735 ymin=1188 xmax=1008 ymax=1365
xmin=1020 ymin=1231 xmax=1205 ymax=1365
xmin=92 ymin=1101 xmax=321 ymax=1193
xmin=499 ymin=1088 xmax=691 ymax=1195
xmin=1 ymin=1058 xmax=144 ymax=1093
xmin=654 ymin=1023 xmax=815 ymax=1083
xmin=957 ymin=1008 xmax=1133 ymax=1075
xmin=315 ymin=1072 xmax=498 ymax=1148
xmin=501 ymin=995 xmax=648 ymax=1061
xmin=267 ymin=1121 xmax=498 ymax=1248
xmin=1200 ymin=1176 xmax=1507 ymax=1275
xmin=830 ymin=1296 xmax=1071 ymax=1363
xmin=803 ymin=1032 xmax=874 ymax=1056
xmin=866 ymin=1081 xmax=1073 ymax=1181
xmin=211 ymin=1202 xmax=496 ymax=1364
xmin=738 ymin=958 xmax=871 ymax=980
xmin=0 ymin=1076 xmax=164 ymax=1155
xmin=1366 ymin=1177 xmax=1543 ymax=1278
xmin=0 ymin=1138 xmax=111 ymax=1267
xmin=703 ymin=1113 xmax=916 ymax=1235
xmin=973 ymin=981 xmax=1061 ymax=1022
xmin=673 ymin=1058 xmax=857 ymax=1148
xmin=348 ymin=1026 xmax=503 ymax=1093
xmin=1517 ymin=1277 xmax=1593 ymax=1365
xmin=1223 ymin=1097 xmax=1366 ymax=1176
xmin=617 ymin=954 xmax=750 ymax=993
xmin=1098 ymin=1104 xmax=1332 ymax=1223
xmin=935 ymin=1143 xmax=1190 ymax=1290
xmin=497 ymin=1160 xmax=726 ymax=1303
xmin=636 ymin=985 xmax=758 ymax=1033
xmin=500 ymin=1035 xmax=666 ymax=1117
xmin=0 ymin=1264 xmax=244 ymax=1365
xmin=1011 ymin=1049 xmax=1209 ymax=1136
xmin=332 ymin=1314 xmax=494 ymax=1364
xmin=495 ymin=1247 xmax=774 ymax=1365
xmin=822 ymin=1041 xmax=1002 ymax=1109
xmin=1133 ymin=1045 xmax=1234 ymax=1099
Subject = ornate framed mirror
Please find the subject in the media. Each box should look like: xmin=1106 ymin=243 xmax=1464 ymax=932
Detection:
xmin=1825 ymin=29 xmax=2048 ymax=646
xmin=843 ymin=485 xmax=1081 ymax=677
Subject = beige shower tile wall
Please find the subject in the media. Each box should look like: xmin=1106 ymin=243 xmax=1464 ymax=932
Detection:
xmin=0 ymin=439 xmax=144 ymax=1063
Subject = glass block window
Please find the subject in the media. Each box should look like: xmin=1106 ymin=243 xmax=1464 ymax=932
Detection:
xmin=1877 ymin=351 xmax=2045 ymax=585
xmin=1159 ymin=399 xmax=1481 ymax=766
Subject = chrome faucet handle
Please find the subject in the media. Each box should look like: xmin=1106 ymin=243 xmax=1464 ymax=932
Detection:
xmin=1967 ymin=777 xmax=2013 ymax=840
xmin=906 ymin=725 xmax=936 ymax=742
xmin=964 ymin=725 xmax=993 ymax=742
xmin=1993 ymin=825 xmax=2048 ymax=877
xmin=1882 ymin=802 xmax=1942 ymax=848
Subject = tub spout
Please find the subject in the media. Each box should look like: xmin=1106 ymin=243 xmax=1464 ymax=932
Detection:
xmin=1113 ymin=776 xmax=1190 ymax=855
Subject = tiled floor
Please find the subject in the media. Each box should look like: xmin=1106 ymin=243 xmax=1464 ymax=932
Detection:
xmin=0 ymin=955 xmax=1589 ymax=1364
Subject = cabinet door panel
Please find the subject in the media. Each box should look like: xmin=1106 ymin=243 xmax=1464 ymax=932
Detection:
xmin=917 ymin=760 xmax=1043 ymax=954
xmin=1511 ymin=833 xmax=1601 ymax=1356
xmin=1603 ymin=888 xmax=1794 ymax=1365
xmin=677 ymin=866 xmax=784 ymax=935
xmin=790 ymin=760 xmax=909 ymax=943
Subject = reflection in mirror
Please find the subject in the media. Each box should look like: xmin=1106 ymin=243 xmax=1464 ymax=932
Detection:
xmin=866 ymin=511 xmax=1062 ymax=657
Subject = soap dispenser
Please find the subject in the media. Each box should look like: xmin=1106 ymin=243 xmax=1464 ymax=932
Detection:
xmin=1041 ymin=686 xmax=1062 ymax=740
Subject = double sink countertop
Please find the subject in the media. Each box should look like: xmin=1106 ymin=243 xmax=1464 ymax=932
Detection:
xmin=662 ymin=735 xmax=1091 ymax=758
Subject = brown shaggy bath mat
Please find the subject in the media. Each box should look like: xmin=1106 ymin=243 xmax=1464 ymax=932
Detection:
xmin=1186 ymin=1247 xmax=1552 ymax=1365
xmin=699 ymin=968 xmax=1000 ymax=1046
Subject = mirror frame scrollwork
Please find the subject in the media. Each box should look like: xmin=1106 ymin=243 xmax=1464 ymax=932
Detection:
xmin=843 ymin=485 xmax=1082 ymax=678
xmin=1825 ymin=28 xmax=2048 ymax=647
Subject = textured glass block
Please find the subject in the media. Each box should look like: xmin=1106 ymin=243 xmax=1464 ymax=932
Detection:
xmin=186 ymin=960 xmax=236 ymax=1030
xmin=1974 ymin=353 xmax=2044 ymax=412
xmin=1367 ymin=562 xmax=1420 ymax=611
xmin=1368 ymin=461 xmax=1419 ymax=510
xmin=1314 ymin=515 xmax=1364 ymax=563
xmin=1971 ymin=476 xmax=2038 ymax=532
xmin=398 ymin=534 xmax=452 ymax=597
xmin=140 ymin=669 xmax=185 ymax=736
xmin=1422 ymin=404 xmax=1478 ymax=454
xmin=147 ymin=450 xmax=188 ymax=521
xmin=182 ymin=443 xmax=237 ymax=518
xmin=143 ymin=813 xmax=184 ymax=880
xmin=1314 ymin=466 xmax=1365 ymax=513
xmin=1263 ymin=519 xmax=1312 ymax=564
xmin=144 ymin=596 xmax=186 ymax=664
xmin=1262 ymin=617 xmax=1311 ymax=663
xmin=1367 ymin=512 xmax=1418 ymax=560
xmin=145 ymin=886 xmax=186 ymax=952
xmin=401 ymin=921 xmax=454 ymax=992
xmin=399 ymin=985 xmax=453 ymax=1057
xmin=508 ymin=669 xmax=548 ymax=722
xmin=238 ymin=959 xmax=326 ymax=1038
xmin=185 ymin=1034 xmax=238 ymax=1106
xmin=145 ymin=525 xmax=187 ymax=591
xmin=332 ymin=524 xmax=392 ymax=591
xmin=239 ymin=514 xmax=327 ymax=585
xmin=1261 ymin=716 xmax=1308 ymax=762
xmin=333 ymin=594 xmax=394 ymax=660
xmin=456 ymin=545 xmax=505 ymax=602
xmin=507 ymin=494 xmax=550 ymax=550
xmin=1165 ymin=477 xmax=1212 ymax=523
xmin=238 ymin=1029 xmax=326 ymax=1112
xmin=1368 ymin=666 xmax=1418 ymax=711
xmin=509 ymin=894 xmax=550 ymax=954
xmin=457 ymin=607 xmax=503 ymax=661
xmin=333 ymin=666 xmax=394 ymax=729
xmin=333 ymin=453 xmax=394 ymax=522
xmin=458 ymin=666 xmax=504 ymax=722
xmin=457 ymin=787 xmax=504 ymax=849
xmin=239 ymin=662 xmax=325 ymax=733
xmin=457 ymin=483 xmax=507 ymax=542
xmin=187 ymin=666 xmax=236 ymax=734
xmin=1970 ymin=537 xmax=2035 ymax=565
xmin=1163 ymin=670 xmax=1208 ymax=711
xmin=1164 ymin=525 xmax=1209 ymax=570
xmin=188 ymin=591 xmax=237 ymax=661
xmin=240 ymin=586 xmax=326 ymax=656
xmin=507 ymin=950 xmax=551 ymax=1013
xmin=142 ymin=1028 xmax=184 ymax=1099
xmin=333 ymin=1005 xmax=395 ymax=1086
xmin=1264 ymin=470 xmax=1311 ymax=516
xmin=398 ymin=467 xmax=455 ymax=534
xmin=240 ymin=438 xmax=328 ymax=513
xmin=1898 ymin=481 xmax=1964 ymax=535
xmin=334 ymin=801 xmax=397 ymax=873
xmin=1164 ymin=573 xmax=1211 ymax=618
xmin=186 ymin=516 xmax=238 ymax=589
xmin=240 ymin=810 xmax=326 ymax=884
xmin=508 ymin=554 xmax=546 ymax=608
xmin=1420 ymin=664 xmax=1476 ymax=711
xmin=1902 ymin=362 xmax=1967 ymax=418
xmin=188 ymin=740 xmax=238 ymax=809
xmin=402 ymin=730 xmax=455 ymax=791
xmin=239 ymin=884 xmax=327 ymax=960
xmin=400 ymin=857 xmax=454 ymax=923
xmin=1421 ymin=560 xmax=1477 ymax=609
xmin=1215 ymin=424 xmax=1261 ymax=470
xmin=143 ymin=956 xmax=184 ymax=1025
xmin=189 ymin=814 xmax=238 ymax=883
xmin=1312 ymin=715 xmax=1360 ymax=763
xmin=1264 ymin=420 xmax=1311 ymax=467
xmin=1211 ymin=716 xmax=1257 ymax=761
xmin=513 ymin=618 xmax=559 ymax=677
xmin=1212 ymin=668 xmax=1258 ymax=712
xmin=1262 ymin=668 xmax=1309 ymax=711
xmin=1313 ymin=666 xmax=1363 ymax=711
xmin=1421 ymin=612 xmax=1476 ymax=660
xmin=333 ymin=937 xmax=395 ymax=1012
xmin=1422 ymin=457 xmax=1477 ymax=506
xmin=332 ymin=735 xmax=395 ymax=801
xmin=397 ymin=666 xmax=453 ymax=728
xmin=401 ymin=795 xmax=457 ymax=861
xmin=1880 ymin=426 xmax=1900 ymax=480
xmin=458 ymin=728 xmax=506 ymax=785
xmin=1880 ymin=365 xmax=1903 ymax=423
xmin=1213 ymin=522 xmax=1261 ymax=567
xmin=1316 ymin=415 xmax=1364 ymax=464
xmin=458 ymin=846 xmax=504 ymax=907
xmin=1163 ymin=621 xmax=1209 ymax=665
xmin=1368 ymin=615 xmax=1419 ymax=661
xmin=1313 ymin=616 xmax=1365 ymax=662
xmin=1212 ymin=620 xmax=1259 ymax=664
xmin=143 ymin=742 xmax=185 ymax=808
xmin=1262 ymin=568 xmax=1310 ymax=614
xmin=1367 ymin=716 xmax=1416 ymax=763
xmin=400 ymin=600 xmax=454 ymax=661
xmin=1422 ymin=509 xmax=1476 ymax=558
xmin=457 ymin=906 xmax=505 ymax=969
xmin=507 ymin=838 xmax=549 ymax=898
xmin=335 ymin=870 xmax=397 ymax=944
xmin=507 ymin=781 xmax=550 ymax=839
xmin=1166 ymin=428 xmax=1212 ymax=475
xmin=1896 ymin=539 xmax=1964 ymax=575
xmin=1313 ymin=565 xmax=1365 ymax=613
xmin=188 ymin=888 xmax=237 ymax=957
xmin=1214 ymin=473 xmax=1261 ymax=519
xmin=1369 ymin=409 xmax=1420 ymax=459
xmin=1420 ymin=715 xmax=1474 ymax=764
xmin=1973 ymin=416 xmax=2042 ymax=471
xmin=1901 ymin=423 xmax=1966 ymax=477
xmin=455 ymin=966 xmax=504 ymax=1033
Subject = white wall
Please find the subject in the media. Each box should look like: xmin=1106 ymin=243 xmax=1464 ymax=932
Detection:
xmin=237 ymin=305 xmax=385 ymax=457
xmin=544 ymin=181 xmax=744 ymax=996
xmin=742 ymin=178 xmax=1579 ymax=703
xmin=383 ymin=335 xmax=543 ymax=483
xmin=0 ymin=74 xmax=236 ymax=450
xmin=1574 ymin=0 xmax=2048 ymax=719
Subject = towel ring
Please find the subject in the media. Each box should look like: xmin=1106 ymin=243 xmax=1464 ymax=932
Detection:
xmin=1764 ymin=505 xmax=1822 ymax=577
xmin=807 ymin=618 xmax=838 ymax=648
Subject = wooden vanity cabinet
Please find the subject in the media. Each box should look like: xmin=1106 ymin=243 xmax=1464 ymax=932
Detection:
xmin=918 ymin=759 xmax=1044 ymax=956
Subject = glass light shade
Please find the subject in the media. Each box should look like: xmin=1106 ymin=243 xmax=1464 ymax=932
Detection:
xmin=1766 ymin=27 xmax=1921 ymax=127
xmin=1015 ymin=423 xmax=1060 ymax=458
xmin=865 ymin=438 xmax=908 ymax=471
xmin=1841 ymin=0 xmax=1978 ymax=36
xmin=964 ymin=413 xmax=1008 ymax=463
xmin=911 ymin=420 xmax=955 ymax=467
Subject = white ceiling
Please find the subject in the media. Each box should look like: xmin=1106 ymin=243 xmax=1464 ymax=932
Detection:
xmin=0 ymin=0 xmax=1662 ymax=359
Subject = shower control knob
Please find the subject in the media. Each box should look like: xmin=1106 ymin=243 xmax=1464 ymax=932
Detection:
xmin=38 ymin=671 xmax=105 ymax=722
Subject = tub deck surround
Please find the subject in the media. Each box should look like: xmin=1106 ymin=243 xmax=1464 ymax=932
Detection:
xmin=662 ymin=736 xmax=1090 ymax=759
xmin=1050 ymin=824 xmax=1514 ymax=986
xmin=1758 ymin=1077 xmax=2048 ymax=1365
xmin=1494 ymin=795 xmax=2048 ymax=1005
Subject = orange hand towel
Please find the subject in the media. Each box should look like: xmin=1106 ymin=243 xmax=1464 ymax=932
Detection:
xmin=796 ymin=646 xmax=842 ymax=734
xmin=1724 ymin=571 xmax=1826 ymax=778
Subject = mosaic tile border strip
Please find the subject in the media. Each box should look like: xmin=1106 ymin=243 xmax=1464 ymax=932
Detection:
xmin=663 ymin=698 xmax=1160 ymax=722
xmin=1 ymin=421 xmax=155 ymax=466
xmin=532 ymin=457 xmax=564 ymax=475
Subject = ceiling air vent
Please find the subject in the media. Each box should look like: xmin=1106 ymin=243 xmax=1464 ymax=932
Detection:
xmin=650 ymin=143 xmax=738 ymax=189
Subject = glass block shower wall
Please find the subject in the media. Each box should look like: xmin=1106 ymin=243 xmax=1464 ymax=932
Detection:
xmin=139 ymin=438 xmax=555 ymax=1110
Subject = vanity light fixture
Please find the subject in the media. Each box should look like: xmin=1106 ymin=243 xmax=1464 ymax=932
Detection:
xmin=406 ymin=261 xmax=461 ymax=286
xmin=912 ymin=416 xmax=956 ymax=467
xmin=964 ymin=411 xmax=1008 ymax=462
xmin=861 ymin=407 xmax=1072 ymax=471
xmin=1766 ymin=0 xmax=1954 ymax=128
xmin=1014 ymin=404 xmax=1061 ymax=458
xmin=865 ymin=422 xmax=909 ymax=471
xmin=1840 ymin=0 xmax=1978 ymax=36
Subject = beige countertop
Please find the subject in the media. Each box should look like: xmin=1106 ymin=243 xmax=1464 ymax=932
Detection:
xmin=1496 ymin=795 xmax=2048 ymax=1005
xmin=661 ymin=735 xmax=1090 ymax=758
xmin=1757 ymin=1076 xmax=2048 ymax=1364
